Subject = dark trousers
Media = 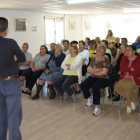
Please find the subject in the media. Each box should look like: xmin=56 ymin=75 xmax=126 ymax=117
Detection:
xmin=19 ymin=69 xmax=30 ymax=77
xmin=80 ymin=76 xmax=109 ymax=105
xmin=0 ymin=79 xmax=22 ymax=140
xmin=23 ymin=68 xmax=43 ymax=90
xmin=53 ymin=75 xmax=78 ymax=96
xmin=109 ymin=72 xmax=120 ymax=95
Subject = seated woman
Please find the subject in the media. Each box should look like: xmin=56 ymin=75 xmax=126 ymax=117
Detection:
xmin=114 ymin=45 xmax=140 ymax=113
xmin=22 ymin=45 xmax=50 ymax=95
xmin=53 ymin=43 xmax=83 ymax=99
xmin=19 ymin=43 xmax=32 ymax=86
xmin=32 ymin=43 xmax=66 ymax=100
xmin=80 ymin=45 xmax=110 ymax=116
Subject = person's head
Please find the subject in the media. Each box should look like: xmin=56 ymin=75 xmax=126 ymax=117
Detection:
xmin=108 ymin=42 xmax=115 ymax=48
xmin=136 ymin=35 xmax=140 ymax=43
xmin=90 ymin=39 xmax=97 ymax=49
xmin=115 ymin=37 xmax=120 ymax=44
xmin=70 ymin=40 xmax=78 ymax=46
xmin=121 ymin=37 xmax=128 ymax=45
xmin=0 ymin=17 xmax=8 ymax=37
xmin=125 ymin=45 xmax=136 ymax=58
xmin=50 ymin=43 xmax=56 ymax=51
xmin=95 ymin=37 xmax=101 ymax=45
xmin=55 ymin=43 xmax=63 ymax=54
xmin=78 ymin=40 xmax=85 ymax=52
xmin=96 ymin=45 xmax=106 ymax=57
xmin=107 ymin=29 xmax=113 ymax=37
xmin=120 ymin=44 xmax=127 ymax=54
xmin=62 ymin=40 xmax=69 ymax=51
xmin=101 ymin=40 xmax=109 ymax=48
xmin=22 ymin=43 xmax=29 ymax=53
xmin=85 ymin=37 xmax=90 ymax=45
xmin=40 ymin=45 xmax=48 ymax=55
xmin=69 ymin=43 xmax=78 ymax=56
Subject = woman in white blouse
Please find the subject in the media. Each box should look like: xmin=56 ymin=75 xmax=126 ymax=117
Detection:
xmin=54 ymin=43 xmax=83 ymax=99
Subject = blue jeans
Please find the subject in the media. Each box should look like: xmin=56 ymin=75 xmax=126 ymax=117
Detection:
xmin=0 ymin=78 xmax=22 ymax=140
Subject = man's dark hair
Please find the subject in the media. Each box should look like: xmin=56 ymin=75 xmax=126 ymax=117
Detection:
xmin=62 ymin=39 xmax=69 ymax=45
xmin=0 ymin=17 xmax=8 ymax=32
xmin=70 ymin=40 xmax=78 ymax=45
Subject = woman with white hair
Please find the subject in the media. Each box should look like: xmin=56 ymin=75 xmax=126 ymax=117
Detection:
xmin=32 ymin=43 xmax=66 ymax=99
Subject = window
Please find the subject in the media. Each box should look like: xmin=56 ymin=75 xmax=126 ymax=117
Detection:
xmin=45 ymin=17 xmax=64 ymax=44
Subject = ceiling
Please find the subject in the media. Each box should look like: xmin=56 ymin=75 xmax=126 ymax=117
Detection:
xmin=0 ymin=0 xmax=140 ymax=14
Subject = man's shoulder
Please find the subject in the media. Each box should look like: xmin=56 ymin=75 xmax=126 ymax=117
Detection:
xmin=4 ymin=37 xmax=16 ymax=42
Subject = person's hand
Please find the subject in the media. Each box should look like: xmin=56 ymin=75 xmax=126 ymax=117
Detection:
xmin=87 ymin=67 xmax=94 ymax=74
xmin=45 ymin=69 xmax=49 ymax=74
xmin=14 ymin=55 xmax=17 ymax=61
xmin=65 ymin=64 xmax=71 ymax=70
xmin=31 ymin=68 xmax=36 ymax=72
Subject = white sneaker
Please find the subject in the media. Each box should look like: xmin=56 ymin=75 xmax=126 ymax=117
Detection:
xmin=93 ymin=106 xmax=101 ymax=116
xmin=131 ymin=102 xmax=136 ymax=110
xmin=86 ymin=96 xmax=93 ymax=107
xmin=126 ymin=106 xmax=132 ymax=114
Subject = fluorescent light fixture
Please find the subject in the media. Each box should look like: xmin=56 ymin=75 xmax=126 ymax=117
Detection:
xmin=67 ymin=0 xmax=102 ymax=4
xmin=123 ymin=8 xmax=140 ymax=13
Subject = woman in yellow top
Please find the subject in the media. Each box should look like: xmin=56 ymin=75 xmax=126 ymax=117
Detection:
xmin=53 ymin=43 xmax=83 ymax=98
xmin=106 ymin=29 xmax=116 ymax=43
xmin=89 ymin=39 xmax=97 ymax=58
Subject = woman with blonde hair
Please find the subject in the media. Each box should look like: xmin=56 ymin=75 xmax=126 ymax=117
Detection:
xmin=54 ymin=42 xmax=83 ymax=100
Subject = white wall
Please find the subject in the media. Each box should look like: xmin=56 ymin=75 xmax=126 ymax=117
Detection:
xmin=65 ymin=14 xmax=140 ymax=44
xmin=1 ymin=9 xmax=140 ymax=56
xmin=0 ymin=10 xmax=45 ymax=57
xmin=64 ymin=15 xmax=82 ymax=42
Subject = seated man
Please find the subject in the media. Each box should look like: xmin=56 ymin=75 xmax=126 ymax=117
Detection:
xmin=32 ymin=43 xmax=65 ymax=99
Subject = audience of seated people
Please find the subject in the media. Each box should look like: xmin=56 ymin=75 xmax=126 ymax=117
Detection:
xmin=114 ymin=45 xmax=140 ymax=113
xmin=20 ymin=32 xmax=140 ymax=116
xmin=80 ymin=45 xmax=110 ymax=116
xmin=32 ymin=43 xmax=66 ymax=100
xmin=53 ymin=42 xmax=83 ymax=101
xmin=22 ymin=45 xmax=50 ymax=95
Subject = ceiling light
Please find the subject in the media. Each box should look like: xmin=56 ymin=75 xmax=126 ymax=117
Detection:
xmin=67 ymin=0 xmax=103 ymax=4
xmin=123 ymin=8 xmax=140 ymax=13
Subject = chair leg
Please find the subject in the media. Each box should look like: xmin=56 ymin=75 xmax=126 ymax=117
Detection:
xmin=119 ymin=96 xmax=123 ymax=111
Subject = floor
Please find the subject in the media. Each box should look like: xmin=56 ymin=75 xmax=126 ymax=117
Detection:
xmin=21 ymin=92 xmax=140 ymax=140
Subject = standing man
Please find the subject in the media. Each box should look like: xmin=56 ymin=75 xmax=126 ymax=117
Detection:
xmin=0 ymin=17 xmax=25 ymax=140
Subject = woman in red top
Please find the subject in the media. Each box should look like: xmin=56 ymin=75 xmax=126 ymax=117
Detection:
xmin=114 ymin=45 xmax=140 ymax=113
